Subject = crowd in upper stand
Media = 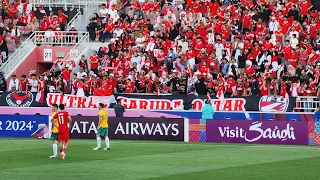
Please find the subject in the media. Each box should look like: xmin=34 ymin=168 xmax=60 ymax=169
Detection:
xmin=2 ymin=0 xmax=320 ymax=100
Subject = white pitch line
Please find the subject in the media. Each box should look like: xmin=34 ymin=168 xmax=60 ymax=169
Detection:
xmin=2 ymin=139 xmax=320 ymax=150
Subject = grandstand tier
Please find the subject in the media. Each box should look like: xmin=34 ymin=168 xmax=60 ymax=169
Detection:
xmin=0 ymin=0 xmax=319 ymax=111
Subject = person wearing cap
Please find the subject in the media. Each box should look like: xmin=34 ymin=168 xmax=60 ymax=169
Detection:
xmin=67 ymin=24 xmax=78 ymax=43
xmin=201 ymin=99 xmax=215 ymax=120
xmin=58 ymin=9 xmax=68 ymax=31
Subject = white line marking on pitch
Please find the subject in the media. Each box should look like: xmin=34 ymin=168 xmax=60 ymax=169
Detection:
xmin=2 ymin=139 xmax=320 ymax=150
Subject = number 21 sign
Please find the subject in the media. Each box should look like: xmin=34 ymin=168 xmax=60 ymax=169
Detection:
xmin=44 ymin=49 xmax=52 ymax=62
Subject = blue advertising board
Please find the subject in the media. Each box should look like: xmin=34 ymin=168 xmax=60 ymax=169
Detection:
xmin=0 ymin=115 xmax=49 ymax=138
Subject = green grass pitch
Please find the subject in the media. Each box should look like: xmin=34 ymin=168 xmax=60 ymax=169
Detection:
xmin=0 ymin=138 xmax=320 ymax=180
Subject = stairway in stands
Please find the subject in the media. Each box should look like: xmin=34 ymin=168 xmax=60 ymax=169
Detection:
xmin=0 ymin=0 xmax=99 ymax=78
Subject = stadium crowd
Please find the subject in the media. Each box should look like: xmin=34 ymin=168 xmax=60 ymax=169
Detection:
xmin=1 ymin=0 xmax=320 ymax=99
xmin=0 ymin=0 xmax=74 ymax=67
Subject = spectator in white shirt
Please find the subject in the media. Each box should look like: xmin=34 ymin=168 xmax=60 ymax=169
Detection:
xmin=108 ymin=5 xmax=119 ymax=21
xmin=29 ymin=74 xmax=38 ymax=92
xmin=8 ymin=74 xmax=19 ymax=92
xmin=215 ymin=40 xmax=224 ymax=60
xmin=17 ymin=4 xmax=24 ymax=16
xmin=234 ymin=37 xmax=244 ymax=60
xmin=11 ymin=24 xmax=21 ymax=37
xmin=290 ymin=34 xmax=299 ymax=48
xmin=110 ymin=33 xmax=119 ymax=42
xmin=44 ymin=27 xmax=54 ymax=43
xmin=269 ymin=17 xmax=279 ymax=33
xmin=288 ymin=27 xmax=299 ymax=40
xmin=77 ymin=67 xmax=88 ymax=79
xmin=256 ymin=50 xmax=272 ymax=66
xmin=177 ymin=36 xmax=188 ymax=52
xmin=130 ymin=52 xmax=141 ymax=67
xmin=113 ymin=26 xmax=123 ymax=37
xmin=154 ymin=14 xmax=165 ymax=31
xmin=98 ymin=4 xmax=109 ymax=19
xmin=135 ymin=33 xmax=145 ymax=48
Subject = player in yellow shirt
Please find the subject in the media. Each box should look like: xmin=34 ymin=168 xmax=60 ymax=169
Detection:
xmin=93 ymin=103 xmax=110 ymax=150
xmin=50 ymin=104 xmax=59 ymax=158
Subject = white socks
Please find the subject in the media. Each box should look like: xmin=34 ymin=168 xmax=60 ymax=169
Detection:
xmin=105 ymin=137 xmax=110 ymax=148
xmin=53 ymin=144 xmax=57 ymax=156
xmin=97 ymin=137 xmax=101 ymax=148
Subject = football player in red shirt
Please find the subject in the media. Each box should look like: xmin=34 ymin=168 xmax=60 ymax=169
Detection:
xmin=52 ymin=104 xmax=72 ymax=160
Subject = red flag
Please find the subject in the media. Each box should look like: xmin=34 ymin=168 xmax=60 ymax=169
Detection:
xmin=38 ymin=7 xmax=46 ymax=14
xmin=281 ymin=84 xmax=289 ymax=99
xmin=216 ymin=89 xmax=225 ymax=104
xmin=186 ymin=64 xmax=192 ymax=78
xmin=35 ymin=91 xmax=45 ymax=103
xmin=94 ymin=88 xmax=113 ymax=96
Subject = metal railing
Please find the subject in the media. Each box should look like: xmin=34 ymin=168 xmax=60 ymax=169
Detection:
xmin=56 ymin=32 xmax=90 ymax=74
xmin=30 ymin=0 xmax=104 ymax=10
xmin=0 ymin=33 xmax=37 ymax=78
xmin=0 ymin=31 xmax=89 ymax=78
xmin=62 ymin=31 xmax=89 ymax=61
xmin=32 ymin=31 xmax=87 ymax=46
xmin=31 ymin=0 xmax=83 ymax=10
xmin=294 ymin=96 xmax=320 ymax=112
xmin=67 ymin=0 xmax=99 ymax=31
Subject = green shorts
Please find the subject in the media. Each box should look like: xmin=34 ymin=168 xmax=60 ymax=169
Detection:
xmin=50 ymin=132 xmax=58 ymax=141
xmin=97 ymin=128 xmax=109 ymax=137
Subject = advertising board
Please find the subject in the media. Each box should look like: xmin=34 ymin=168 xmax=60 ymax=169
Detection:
xmin=206 ymin=120 xmax=309 ymax=145
xmin=0 ymin=115 xmax=49 ymax=138
xmin=69 ymin=117 xmax=185 ymax=141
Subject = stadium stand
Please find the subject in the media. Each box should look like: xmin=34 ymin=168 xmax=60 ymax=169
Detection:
xmin=1 ymin=0 xmax=320 ymax=102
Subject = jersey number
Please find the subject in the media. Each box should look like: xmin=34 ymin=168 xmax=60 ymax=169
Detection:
xmin=58 ymin=116 xmax=65 ymax=125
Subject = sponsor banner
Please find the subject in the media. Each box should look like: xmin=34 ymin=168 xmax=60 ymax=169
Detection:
xmin=46 ymin=93 xmax=116 ymax=108
xmin=69 ymin=117 xmax=184 ymax=141
xmin=206 ymin=120 xmax=309 ymax=145
xmin=115 ymin=94 xmax=296 ymax=112
xmin=0 ymin=115 xmax=50 ymax=138
xmin=0 ymin=92 xmax=47 ymax=107
xmin=0 ymin=92 xmax=297 ymax=112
